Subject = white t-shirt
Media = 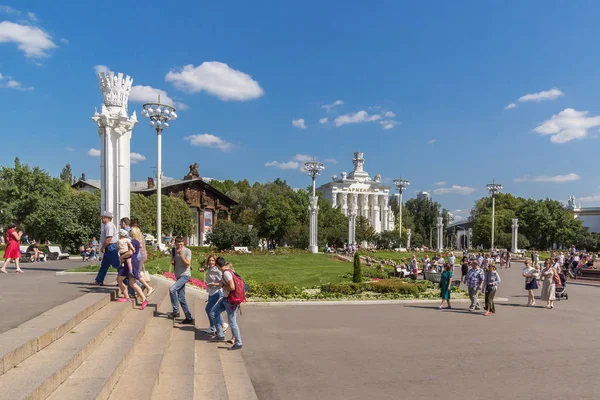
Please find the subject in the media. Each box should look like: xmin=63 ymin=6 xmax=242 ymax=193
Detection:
xmin=222 ymin=270 xmax=234 ymax=297
xmin=449 ymin=256 xmax=456 ymax=265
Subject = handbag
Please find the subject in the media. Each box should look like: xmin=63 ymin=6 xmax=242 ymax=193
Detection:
xmin=141 ymin=265 xmax=151 ymax=282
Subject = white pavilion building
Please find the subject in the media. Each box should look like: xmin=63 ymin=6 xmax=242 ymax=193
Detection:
xmin=318 ymin=152 xmax=394 ymax=238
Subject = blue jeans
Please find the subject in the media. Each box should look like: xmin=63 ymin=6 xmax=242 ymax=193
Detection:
xmin=210 ymin=297 xmax=242 ymax=346
xmin=169 ymin=275 xmax=192 ymax=319
xmin=95 ymin=243 xmax=120 ymax=284
xmin=206 ymin=291 xmax=222 ymax=328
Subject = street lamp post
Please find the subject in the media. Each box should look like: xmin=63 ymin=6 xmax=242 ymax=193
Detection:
xmin=304 ymin=161 xmax=325 ymax=253
xmin=393 ymin=178 xmax=410 ymax=249
xmin=141 ymin=95 xmax=177 ymax=249
xmin=486 ymin=180 xmax=503 ymax=251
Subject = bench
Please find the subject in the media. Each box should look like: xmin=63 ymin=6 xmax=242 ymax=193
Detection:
xmin=234 ymin=246 xmax=252 ymax=254
xmin=19 ymin=246 xmax=34 ymax=262
xmin=578 ymin=268 xmax=600 ymax=281
xmin=46 ymin=245 xmax=70 ymax=260
xmin=423 ymin=271 xmax=442 ymax=284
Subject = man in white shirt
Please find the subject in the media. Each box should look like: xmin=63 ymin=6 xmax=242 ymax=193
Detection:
xmin=94 ymin=211 xmax=120 ymax=286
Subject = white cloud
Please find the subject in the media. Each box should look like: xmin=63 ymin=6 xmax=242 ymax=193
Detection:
xmin=578 ymin=195 xmax=600 ymax=204
xmin=184 ymin=134 xmax=233 ymax=152
xmin=60 ymin=38 xmax=69 ymax=45
xmin=384 ymin=111 xmax=396 ymax=118
xmin=129 ymin=85 xmax=188 ymax=110
xmin=88 ymin=148 xmax=101 ymax=157
xmin=321 ymin=100 xmax=344 ymax=112
xmin=432 ymin=185 xmax=477 ymax=195
xmin=166 ymin=61 xmax=263 ymax=101
xmin=0 ymin=5 xmax=19 ymax=14
xmin=534 ymin=108 xmax=600 ymax=144
xmin=292 ymin=118 xmax=307 ymax=129
xmin=293 ymin=154 xmax=313 ymax=162
xmin=380 ymin=120 xmax=398 ymax=130
xmin=319 ymin=117 xmax=328 ymax=124
xmin=427 ymin=139 xmax=436 ymax=144
xmin=334 ymin=110 xmax=381 ymax=127
xmin=265 ymin=160 xmax=300 ymax=170
xmin=434 ymin=181 xmax=447 ymax=186
xmin=519 ymin=88 xmax=564 ymax=103
xmin=4 ymin=79 xmax=33 ymax=91
xmin=94 ymin=65 xmax=110 ymax=74
xmin=0 ymin=72 xmax=2 ymax=79
xmin=0 ymin=21 xmax=57 ymax=58
xmin=130 ymin=152 xmax=146 ymax=164
xmin=64 ymin=147 xmax=75 ymax=152
xmin=324 ymin=158 xmax=337 ymax=164
xmin=26 ymin=11 xmax=37 ymax=22
xmin=514 ymin=173 xmax=581 ymax=183
xmin=505 ymin=103 xmax=517 ymax=110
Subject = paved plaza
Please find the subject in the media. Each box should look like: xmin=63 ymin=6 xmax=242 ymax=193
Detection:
xmin=0 ymin=259 xmax=100 ymax=334
xmin=241 ymin=263 xmax=600 ymax=400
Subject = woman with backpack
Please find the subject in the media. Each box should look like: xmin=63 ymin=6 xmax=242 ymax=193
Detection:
xmin=209 ymin=256 xmax=243 ymax=350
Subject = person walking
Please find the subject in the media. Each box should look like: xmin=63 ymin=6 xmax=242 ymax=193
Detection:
xmin=202 ymin=254 xmax=229 ymax=334
xmin=130 ymin=226 xmax=154 ymax=297
xmin=522 ymin=260 xmax=539 ymax=306
xmin=483 ymin=264 xmax=501 ymax=316
xmin=210 ymin=257 xmax=243 ymax=350
xmin=1 ymin=223 xmax=23 ymax=273
xmin=461 ymin=254 xmax=469 ymax=283
xmin=540 ymin=261 xmax=556 ymax=309
xmin=438 ymin=263 xmax=453 ymax=309
xmin=116 ymin=228 xmax=148 ymax=310
xmin=167 ymin=237 xmax=194 ymax=324
xmin=466 ymin=261 xmax=484 ymax=311
xmin=93 ymin=211 xmax=120 ymax=285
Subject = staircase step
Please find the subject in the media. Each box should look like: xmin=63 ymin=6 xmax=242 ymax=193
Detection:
xmin=218 ymin=347 xmax=259 ymax=400
xmin=0 ymin=286 xmax=118 ymax=376
xmin=194 ymin=298 xmax=228 ymax=400
xmin=0 ymin=296 xmax=132 ymax=400
xmin=151 ymin=297 xmax=196 ymax=399
xmin=107 ymin=287 xmax=174 ymax=400
xmin=47 ymin=284 xmax=170 ymax=400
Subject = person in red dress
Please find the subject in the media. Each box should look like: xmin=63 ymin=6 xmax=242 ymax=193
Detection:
xmin=1 ymin=223 xmax=23 ymax=273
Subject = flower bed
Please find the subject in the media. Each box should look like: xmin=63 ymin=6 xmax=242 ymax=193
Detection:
xmin=163 ymin=272 xmax=207 ymax=289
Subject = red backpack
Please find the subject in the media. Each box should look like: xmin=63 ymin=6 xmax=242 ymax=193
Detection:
xmin=224 ymin=269 xmax=248 ymax=306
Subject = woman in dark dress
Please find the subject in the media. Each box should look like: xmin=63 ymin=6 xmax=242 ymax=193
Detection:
xmin=461 ymin=255 xmax=469 ymax=283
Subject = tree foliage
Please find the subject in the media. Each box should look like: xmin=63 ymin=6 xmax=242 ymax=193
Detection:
xmin=59 ymin=164 xmax=76 ymax=185
xmin=352 ymin=252 xmax=362 ymax=283
xmin=130 ymin=194 xmax=192 ymax=237
xmin=206 ymin=220 xmax=259 ymax=250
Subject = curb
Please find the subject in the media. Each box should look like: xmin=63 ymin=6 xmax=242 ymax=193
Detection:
xmin=245 ymin=297 xmax=510 ymax=306
xmin=55 ymin=271 xmax=118 ymax=276
xmin=151 ymin=274 xmax=209 ymax=299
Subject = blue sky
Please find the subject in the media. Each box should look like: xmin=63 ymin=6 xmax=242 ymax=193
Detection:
xmin=2 ymin=0 xmax=600 ymax=220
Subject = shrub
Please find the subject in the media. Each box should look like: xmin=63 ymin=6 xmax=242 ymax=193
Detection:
xmin=246 ymin=280 xmax=301 ymax=298
xmin=352 ymin=252 xmax=362 ymax=283
xmin=321 ymin=283 xmax=363 ymax=295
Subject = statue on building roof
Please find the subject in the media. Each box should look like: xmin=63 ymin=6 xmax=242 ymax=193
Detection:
xmin=185 ymin=162 xmax=200 ymax=179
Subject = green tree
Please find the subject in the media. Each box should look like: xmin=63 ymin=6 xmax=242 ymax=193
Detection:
xmin=130 ymin=194 xmax=192 ymax=237
xmin=59 ymin=163 xmax=76 ymax=185
xmin=206 ymin=221 xmax=258 ymax=250
xmin=355 ymin=216 xmax=376 ymax=244
xmin=352 ymin=252 xmax=362 ymax=283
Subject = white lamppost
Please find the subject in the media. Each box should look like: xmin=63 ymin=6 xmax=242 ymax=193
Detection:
xmin=393 ymin=178 xmax=410 ymax=248
xmin=141 ymin=96 xmax=177 ymax=248
xmin=486 ymin=180 xmax=502 ymax=251
xmin=304 ymin=161 xmax=325 ymax=253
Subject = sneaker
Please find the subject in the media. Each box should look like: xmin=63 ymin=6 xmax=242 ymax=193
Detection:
xmin=181 ymin=318 xmax=195 ymax=325
xmin=468 ymin=307 xmax=474 ymax=312
xmin=117 ymin=298 xmax=130 ymax=303
xmin=91 ymin=281 xmax=103 ymax=286
xmin=167 ymin=311 xmax=180 ymax=319
xmin=210 ymin=336 xmax=225 ymax=342
xmin=203 ymin=327 xmax=216 ymax=334
xmin=229 ymin=344 xmax=243 ymax=351
xmin=223 ymin=322 xmax=229 ymax=332
xmin=140 ymin=300 xmax=148 ymax=310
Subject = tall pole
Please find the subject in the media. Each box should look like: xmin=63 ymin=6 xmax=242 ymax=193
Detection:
xmin=304 ymin=161 xmax=324 ymax=253
xmin=156 ymin=126 xmax=162 ymax=246
xmin=393 ymin=178 xmax=410 ymax=249
xmin=486 ymin=180 xmax=502 ymax=252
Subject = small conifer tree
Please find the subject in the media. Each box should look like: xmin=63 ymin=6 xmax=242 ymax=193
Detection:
xmin=352 ymin=252 xmax=362 ymax=283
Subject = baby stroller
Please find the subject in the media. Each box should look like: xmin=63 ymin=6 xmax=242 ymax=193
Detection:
xmin=555 ymin=272 xmax=568 ymax=301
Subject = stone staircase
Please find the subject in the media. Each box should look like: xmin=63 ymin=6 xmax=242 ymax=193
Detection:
xmin=0 ymin=280 xmax=258 ymax=400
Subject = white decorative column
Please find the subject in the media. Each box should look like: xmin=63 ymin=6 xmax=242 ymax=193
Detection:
xmin=388 ymin=210 xmax=395 ymax=231
xmin=372 ymin=198 xmax=381 ymax=233
xmin=348 ymin=209 xmax=356 ymax=245
xmin=93 ymin=71 xmax=137 ymax=225
xmin=362 ymin=194 xmax=369 ymax=220
xmin=467 ymin=228 xmax=472 ymax=250
xmin=511 ymin=219 xmax=519 ymax=253
xmin=407 ymin=229 xmax=412 ymax=249
xmin=436 ymin=216 xmax=443 ymax=252
xmin=341 ymin=192 xmax=348 ymax=216
xmin=381 ymin=196 xmax=389 ymax=231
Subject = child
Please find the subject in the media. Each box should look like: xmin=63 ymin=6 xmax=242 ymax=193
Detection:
xmin=117 ymin=229 xmax=134 ymax=275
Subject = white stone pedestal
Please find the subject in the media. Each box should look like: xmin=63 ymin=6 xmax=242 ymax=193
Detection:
xmin=308 ymin=195 xmax=319 ymax=253
xmin=348 ymin=210 xmax=356 ymax=245
xmin=407 ymin=229 xmax=412 ymax=249
xmin=511 ymin=218 xmax=519 ymax=253
xmin=93 ymin=71 xmax=137 ymax=224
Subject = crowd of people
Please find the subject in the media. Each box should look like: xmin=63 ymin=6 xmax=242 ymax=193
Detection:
xmin=92 ymin=211 xmax=243 ymax=351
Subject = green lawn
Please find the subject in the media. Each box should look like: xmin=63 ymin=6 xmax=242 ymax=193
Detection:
xmin=74 ymin=254 xmax=357 ymax=287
